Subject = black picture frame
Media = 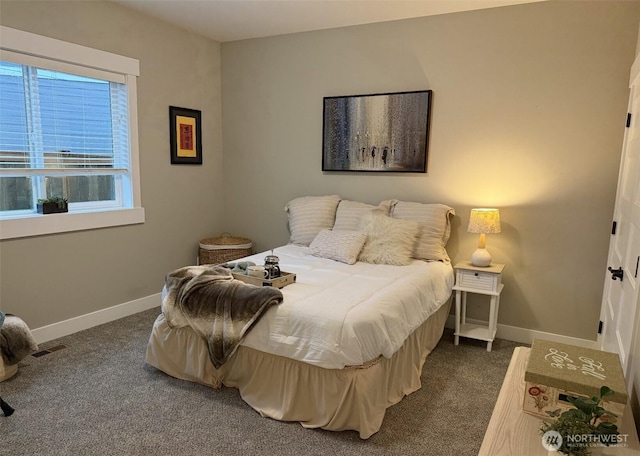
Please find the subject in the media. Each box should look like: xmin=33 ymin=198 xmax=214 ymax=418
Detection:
xmin=169 ymin=106 xmax=202 ymax=165
xmin=322 ymin=90 xmax=432 ymax=173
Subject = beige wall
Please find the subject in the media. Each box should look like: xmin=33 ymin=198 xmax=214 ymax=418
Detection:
xmin=221 ymin=1 xmax=640 ymax=340
xmin=1 ymin=0 xmax=639 ymax=343
xmin=0 ymin=1 xmax=223 ymax=327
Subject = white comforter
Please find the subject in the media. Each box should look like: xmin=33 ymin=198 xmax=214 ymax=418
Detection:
xmin=235 ymin=244 xmax=454 ymax=369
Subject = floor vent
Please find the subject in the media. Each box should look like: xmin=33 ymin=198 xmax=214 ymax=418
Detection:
xmin=32 ymin=344 xmax=67 ymax=358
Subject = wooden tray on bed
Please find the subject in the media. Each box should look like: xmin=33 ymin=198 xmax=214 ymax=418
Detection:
xmin=232 ymin=271 xmax=296 ymax=289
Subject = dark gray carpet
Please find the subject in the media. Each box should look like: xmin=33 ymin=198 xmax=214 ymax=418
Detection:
xmin=0 ymin=308 xmax=524 ymax=455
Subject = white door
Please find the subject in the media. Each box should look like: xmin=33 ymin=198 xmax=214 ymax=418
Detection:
xmin=600 ymin=55 xmax=640 ymax=383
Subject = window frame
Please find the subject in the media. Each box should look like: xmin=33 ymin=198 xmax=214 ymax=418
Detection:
xmin=0 ymin=26 xmax=144 ymax=240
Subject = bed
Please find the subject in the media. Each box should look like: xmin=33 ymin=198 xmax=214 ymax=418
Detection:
xmin=146 ymin=196 xmax=455 ymax=438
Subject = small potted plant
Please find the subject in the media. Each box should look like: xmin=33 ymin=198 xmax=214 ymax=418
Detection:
xmin=540 ymin=386 xmax=620 ymax=455
xmin=37 ymin=196 xmax=68 ymax=214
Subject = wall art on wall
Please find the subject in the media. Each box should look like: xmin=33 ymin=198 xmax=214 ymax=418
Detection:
xmin=169 ymin=106 xmax=202 ymax=165
xmin=322 ymin=90 xmax=432 ymax=173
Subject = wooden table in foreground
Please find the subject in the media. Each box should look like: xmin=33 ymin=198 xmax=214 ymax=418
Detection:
xmin=479 ymin=347 xmax=640 ymax=455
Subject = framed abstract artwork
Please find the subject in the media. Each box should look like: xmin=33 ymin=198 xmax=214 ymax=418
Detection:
xmin=169 ymin=106 xmax=202 ymax=165
xmin=322 ymin=90 xmax=432 ymax=172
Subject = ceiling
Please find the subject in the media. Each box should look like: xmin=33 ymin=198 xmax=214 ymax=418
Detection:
xmin=112 ymin=0 xmax=546 ymax=43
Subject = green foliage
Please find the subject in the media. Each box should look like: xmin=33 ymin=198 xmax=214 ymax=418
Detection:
xmin=37 ymin=196 xmax=68 ymax=209
xmin=540 ymin=386 xmax=619 ymax=456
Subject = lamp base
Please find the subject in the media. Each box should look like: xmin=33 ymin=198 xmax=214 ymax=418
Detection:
xmin=471 ymin=248 xmax=492 ymax=267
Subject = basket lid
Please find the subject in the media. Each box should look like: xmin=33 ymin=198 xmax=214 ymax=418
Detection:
xmin=199 ymin=233 xmax=252 ymax=250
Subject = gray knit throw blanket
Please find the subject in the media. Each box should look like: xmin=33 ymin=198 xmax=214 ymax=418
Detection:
xmin=0 ymin=315 xmax=38 ymax=366
xmin=162 ymin=265 xmax=283 ymax=368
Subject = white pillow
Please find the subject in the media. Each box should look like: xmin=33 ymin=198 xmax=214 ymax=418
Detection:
xmin=309 ymin=229 xmax=368 ymax=265
xmin=333 ymin=199 xmax=394 ymax=231
xmin=390 ymin=202 xmax=455 ymax=262
xmin=285 ymin=195 xmax=341 ymax=246
xmin=357 ymin=211 xmax=419 ymax=266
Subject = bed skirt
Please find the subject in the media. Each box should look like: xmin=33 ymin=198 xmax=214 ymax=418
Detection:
xmin=145 ymin=297 xmax=451 ymax=439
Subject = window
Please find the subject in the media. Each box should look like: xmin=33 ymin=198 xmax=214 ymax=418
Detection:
xmin=0 ymin=27 xmax=144 ymax=239
xmin=0 ymin=62 xmax=128 ymax=212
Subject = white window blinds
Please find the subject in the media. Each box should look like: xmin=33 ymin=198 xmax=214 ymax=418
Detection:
xmin=0 ymin=61 xmax=130 ymax=174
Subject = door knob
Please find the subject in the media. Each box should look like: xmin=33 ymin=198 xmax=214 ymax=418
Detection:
xmin=608 ymin=266 xmax=624 ymax=281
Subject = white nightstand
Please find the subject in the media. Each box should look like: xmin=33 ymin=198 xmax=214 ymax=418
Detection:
xmin=453 ymin=261 xmax=505 ymax=352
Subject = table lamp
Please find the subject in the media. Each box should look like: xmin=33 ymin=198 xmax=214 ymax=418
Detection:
xmin=467 ymin=208 xmax=501 ymax=267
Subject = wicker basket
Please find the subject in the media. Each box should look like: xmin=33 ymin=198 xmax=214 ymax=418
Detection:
xmin=199 ymin=233 xmax=253 ymax=265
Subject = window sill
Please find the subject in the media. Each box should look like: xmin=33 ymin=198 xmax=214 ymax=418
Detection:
xmin=0 ymin=207 xmax=145 ymax=240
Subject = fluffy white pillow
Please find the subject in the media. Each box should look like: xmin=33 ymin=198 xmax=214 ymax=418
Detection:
xmin=357 ymin=211 xmax=419 ymax=266
xmin=333 ymin=199 xmax=394 ymax=231
xmin=309 ymin=230 xmax=368 ymax=265
xmin=390 ymin=202 xmax=455 ymax=262
xmin=285 ymin=195 xmax=341 ymax=246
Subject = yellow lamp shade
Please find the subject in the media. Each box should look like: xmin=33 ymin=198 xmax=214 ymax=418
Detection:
xmin=468 ymin=208 xmax=501 ymax=234
xmin=468 ymin=208 xmax=501 ymax=267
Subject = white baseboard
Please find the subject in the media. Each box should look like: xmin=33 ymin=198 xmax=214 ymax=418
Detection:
xmin=29 ymin=296 xmax=597 ymax=348
xmin=31 ymin=293 xmax=161 ymax=344
xmin=445 ymin=315 xmax=598 ymax=350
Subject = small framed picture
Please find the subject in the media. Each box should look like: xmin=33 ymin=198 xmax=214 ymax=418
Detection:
xmin=169 ymin=106 xmax=202 ymax=165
